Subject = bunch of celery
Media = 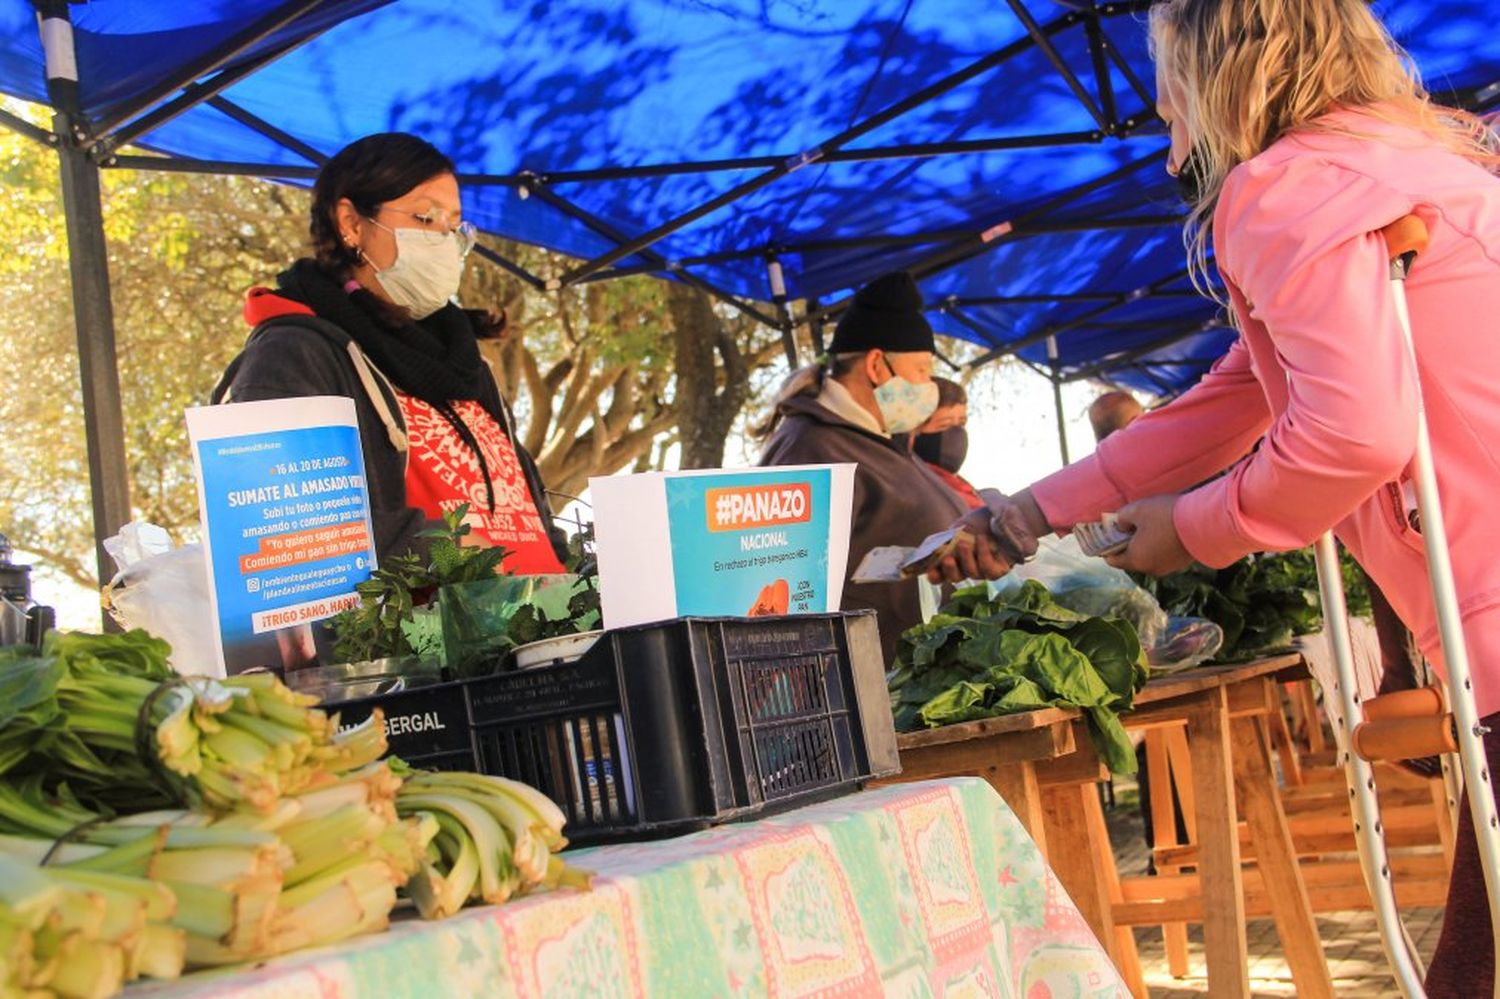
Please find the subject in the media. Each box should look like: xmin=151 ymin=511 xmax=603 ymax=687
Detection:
xmin=396 ymin=770 xmax=590 ymax=920
xmin=0 ymin=762 xmax=434 ymax=972
xmin=0 ymin=853 xmax=184 ymax=999
xmin=0 ymin=627 xmax=590 ymax=998
xmin=1 ymin=632 xmax=387 ymax=813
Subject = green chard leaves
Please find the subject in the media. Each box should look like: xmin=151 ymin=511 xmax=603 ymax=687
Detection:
xmin=888 ymin=580 xmax=1148 ymax=775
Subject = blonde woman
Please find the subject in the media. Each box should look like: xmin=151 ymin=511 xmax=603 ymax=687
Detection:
xmin=931 ymin=2 xmax=1500 ymax=989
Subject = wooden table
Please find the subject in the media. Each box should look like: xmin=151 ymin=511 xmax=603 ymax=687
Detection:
xmin=889 ymin=654 xmax=1336 ymax=999
xmin=1115 ymin=655 xmax=1334 ymax=999
xmin=885 ymin=704 xmax=1078 ymax=853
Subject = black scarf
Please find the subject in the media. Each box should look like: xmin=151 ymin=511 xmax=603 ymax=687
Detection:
xmin=277 ymin=260 xmax=498 ymax=511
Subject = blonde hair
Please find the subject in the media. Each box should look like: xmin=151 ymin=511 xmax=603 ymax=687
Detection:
xmin=1150 ymin=0 xmax=1500 ymax=291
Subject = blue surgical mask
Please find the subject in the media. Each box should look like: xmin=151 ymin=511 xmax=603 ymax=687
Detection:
xmin=873 ymin=359 xmax=939 ymax=434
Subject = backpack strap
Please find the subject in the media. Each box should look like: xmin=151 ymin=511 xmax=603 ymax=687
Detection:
xmin=346 ymin=341 xmax=408 ymax=457
xmin=225 ymin=314 xmax=410 ymax=468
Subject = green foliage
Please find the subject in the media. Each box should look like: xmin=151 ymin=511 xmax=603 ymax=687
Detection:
xmin=440 ymin=522 xmax=601 ymax=677
xmin=888 ymin=580 xmax=1147 ymax=775
xmin=0 ymin=111 xmax=309 ymax=589
xmin=1135 ymin=546 xmax=1370 ymax=662
xmin=327 ymin=505 xmax=508 ymax=664
xmin=330 ymin=509 xmax=602 ymax=674
xmin=0 ymin=629 xmax=177 ymax=805
xmin=499 ymin=523 xmax=601 ymax=649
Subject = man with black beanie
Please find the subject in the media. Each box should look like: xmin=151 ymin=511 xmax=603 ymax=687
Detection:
xmin=757 ymin=271 xmax=973 ymax=665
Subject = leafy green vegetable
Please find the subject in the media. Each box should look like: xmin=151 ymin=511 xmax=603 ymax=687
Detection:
xmin=328 ymin=508 xmax=602 ymax=672
xmin=1134 ymin=546 xmax=1367 ymax=662
xmin=328 ymin=505 xmax=507 ymax=664
xmin=889 ymin=581 xmax=1148 ymax=775
xmin=439 ymin=522 xmax=601 ymax=677
xmin=0 ymin=653 xmax=62 ymax=775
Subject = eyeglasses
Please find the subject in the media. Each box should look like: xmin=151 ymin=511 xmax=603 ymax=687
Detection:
xmin=377 ymin=206 xmax=478 ymax=255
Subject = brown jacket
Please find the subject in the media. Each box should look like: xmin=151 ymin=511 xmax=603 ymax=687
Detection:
xmin=758 ymin=393 xmax=969 ymax=666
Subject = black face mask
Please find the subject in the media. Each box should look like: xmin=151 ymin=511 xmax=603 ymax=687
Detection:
xmin=1173 ymin=145 xmax=1208 ymax=206
xmin=914 ymin=426 xmax=969 ymax=474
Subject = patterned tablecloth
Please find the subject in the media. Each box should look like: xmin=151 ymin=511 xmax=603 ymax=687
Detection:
xmin=130 ymin=778 xmax=1125 ymax=999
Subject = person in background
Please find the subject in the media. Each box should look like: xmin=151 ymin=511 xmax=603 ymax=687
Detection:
xmin=933 ymin=1 xmax=1500 ymax=991
xmin=912 ymin=377 xmax=984 ymax=509
xmin=757 ymin=271 xmax=970 ymax=664
xmin=1088 ymin=390 xmax=1145 ymax=442
xmin=214 ymin=133 xmax=566 ymax=576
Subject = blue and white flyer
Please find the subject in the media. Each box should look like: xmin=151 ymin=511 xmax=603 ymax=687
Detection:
xmin=186 ymin=397 xmax=376 ymax=675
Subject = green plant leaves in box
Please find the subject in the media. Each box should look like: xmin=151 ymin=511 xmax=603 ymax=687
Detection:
xmin=440 ymin=574 xmax=602 ymax=678
xmin=889 ymin=580 xmax=1148 ymax=775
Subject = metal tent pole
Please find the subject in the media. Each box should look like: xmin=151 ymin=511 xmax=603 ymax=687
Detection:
xmin=554 ymin=6 xmax=1102 ymax=288
xmin=806 ymin=298 xmax=827 ymax=356
xmin=36 ymin=0 xmax=130 ymax=600
xmin=766 ymin=256 xmax=797 ymax=368
xmin=1046 ymin=335 xmax=1070 ymax=465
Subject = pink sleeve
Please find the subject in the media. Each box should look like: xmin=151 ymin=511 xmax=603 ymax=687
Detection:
xmin=1173 ymin=156 xmax=1420 ymax=567
xmin=1030 ymin=336 xmax=1271 ymax=529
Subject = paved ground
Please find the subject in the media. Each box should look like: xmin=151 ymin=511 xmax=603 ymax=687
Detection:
xmin=1103 ymin=782 xmax=1445 ymax=998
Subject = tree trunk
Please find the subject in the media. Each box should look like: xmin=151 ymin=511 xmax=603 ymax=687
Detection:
xmin=668 ymin=282 xmax=751 ymax=469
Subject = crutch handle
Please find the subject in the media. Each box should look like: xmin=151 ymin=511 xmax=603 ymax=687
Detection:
xmin=1353 ymin=713 xmax=1458 ymax=762
xmin=1361 ymin=685 xmax=1445 ymax=722
xmin=1381 ymin=214 xmax=1429 ymax=265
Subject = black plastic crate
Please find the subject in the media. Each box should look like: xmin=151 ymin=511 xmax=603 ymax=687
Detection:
xmin=325 ymin=611 xmax=899 ymax=842
xmin=331 ymin=678 xmax=480 ymax=772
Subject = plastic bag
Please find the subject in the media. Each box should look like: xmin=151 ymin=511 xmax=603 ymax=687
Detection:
xmin=1149 ymin=616 xmax=1224 ymax=673
xmin=103 ymin=523 xmax=222 ymax=678
xmin=990 ymin=535 xmax=1222 ymax=671
xmin=991 ymin=535 xmax=1169 ymax=648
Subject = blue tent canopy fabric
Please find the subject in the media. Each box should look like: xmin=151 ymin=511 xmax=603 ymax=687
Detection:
xmin=1 ymin=0 xmax=1497 ymax=395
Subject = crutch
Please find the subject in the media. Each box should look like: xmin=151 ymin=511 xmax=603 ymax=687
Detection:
xmin=1314 ymin=215 xmax=1500 ymax=998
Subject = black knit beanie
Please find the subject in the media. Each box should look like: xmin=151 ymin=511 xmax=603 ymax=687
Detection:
xmin=829 ymin=271 xmax=936 ymax=354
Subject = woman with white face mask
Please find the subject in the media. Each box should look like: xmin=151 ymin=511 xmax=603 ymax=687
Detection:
xmin=214 ymin=133 xmax=566 ymax=574
xmin=756 ymin=271 xmax=971 ymax=665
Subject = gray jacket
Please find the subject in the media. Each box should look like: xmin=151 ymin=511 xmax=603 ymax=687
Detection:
xmin=758 ymin=393 xmax=969 ymax=666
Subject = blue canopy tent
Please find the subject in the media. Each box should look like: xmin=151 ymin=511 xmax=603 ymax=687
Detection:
xmin=0 ymin=0 xmax=1496 ymax=581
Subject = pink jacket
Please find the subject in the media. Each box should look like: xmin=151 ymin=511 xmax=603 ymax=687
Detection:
xmin=1031 ymin=110 xmax=1500 ymax=714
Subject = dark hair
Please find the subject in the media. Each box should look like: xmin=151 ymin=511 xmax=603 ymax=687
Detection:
xmin=466 ymin=308 xmax=508 ymax=341
xmin=309 ymin=133 xmax=456 ymax=323
xmin=932 ymin=376 xmax=967 ymax=409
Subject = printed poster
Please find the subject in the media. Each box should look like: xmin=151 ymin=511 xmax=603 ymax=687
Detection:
xmin=186 ymin=397 xmax=376 ymax=675
xmin=591 ymin=465 xmax=855 ymax=629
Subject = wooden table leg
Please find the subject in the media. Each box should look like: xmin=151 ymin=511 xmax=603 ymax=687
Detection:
xmin=1186 ymin=689 xmax=1250 ymax=998
xmin=1041 ymin=782 xmax=1146 ymax=998
xmin=1296 ymin=679 xmax=1327 ymax=755
xmin=1164 ymin=727 xmax=1199 ymax=845
xmin=1146 ymin=727 xmax=1192 ymax=979
xmin=1084 ymin=785 xmax=1147 ymax=997
xmin=983 ymin=762 xmax=1048 ymax=856
xmin=1268 ymin=693 xmax=1304 ymax=787
xmin=1230 ymin=713 xmax=1335 ymax=999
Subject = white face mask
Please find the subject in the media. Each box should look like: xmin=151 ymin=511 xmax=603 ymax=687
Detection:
xmin=369 ymin=223 xmax=467 ymax=319
xmin=873 ymin=365 xmax=939 ymax=434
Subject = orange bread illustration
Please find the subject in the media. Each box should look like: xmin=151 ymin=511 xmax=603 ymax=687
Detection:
xmin=747 ymin=578 xmax=790 ymax=616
